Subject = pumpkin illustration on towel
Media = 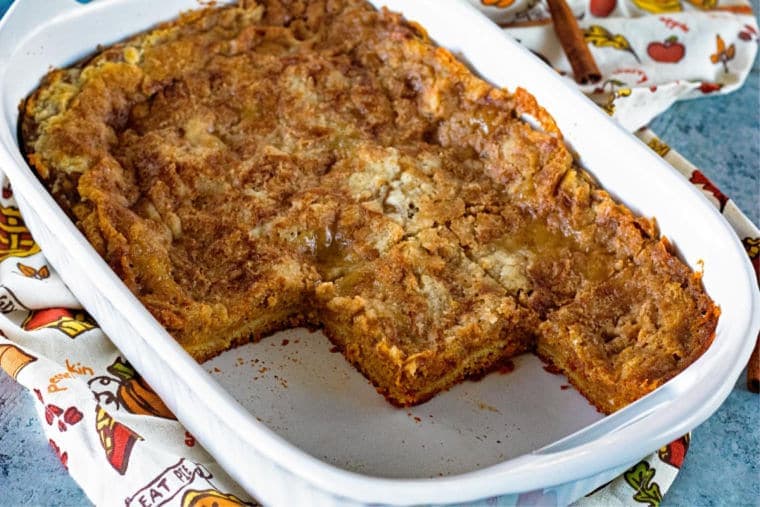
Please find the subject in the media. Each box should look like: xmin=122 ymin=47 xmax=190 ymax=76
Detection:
xmin=88 ymin=357 xmax=175 ymax=420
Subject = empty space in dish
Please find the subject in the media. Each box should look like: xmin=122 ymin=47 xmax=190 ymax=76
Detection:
xmin=204 ymin=328 xmax=601 ymax=479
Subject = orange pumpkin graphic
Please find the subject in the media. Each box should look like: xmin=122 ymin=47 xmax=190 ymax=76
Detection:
xmin=110 ymin=358 xmax=174 ymax=419
xmin=89 ymin=357 xmax=175 ymax=420
xmin=481 ymin=0 xmax=516 ymax=7
xmin=182 ymin=489 xmax=253 ymax=507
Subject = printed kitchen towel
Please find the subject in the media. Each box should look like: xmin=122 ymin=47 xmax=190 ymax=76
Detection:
xmin=470 ymin=0 xmax=759 ymax=130
xmin=0 ymin=0 xmax=758 ymax=505
xmin=1 ymin=129 xmax=757 ymax=506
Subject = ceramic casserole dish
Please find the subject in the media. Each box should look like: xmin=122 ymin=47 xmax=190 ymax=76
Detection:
xmin=0 ymin=0 xmax=758 ymax=505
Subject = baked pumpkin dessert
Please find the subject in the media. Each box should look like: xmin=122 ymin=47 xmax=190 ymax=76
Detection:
xmin=21 ymin=0 xmax=719 ymax=413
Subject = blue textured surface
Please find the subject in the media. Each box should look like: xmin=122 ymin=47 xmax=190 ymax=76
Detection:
xmin=0 ymin=1 xmax=757 ymax=506
xmin=650 ymin=40 xmax=760 ymax=507
xmin=650 ymin=61 xmax=760 ymax=227
xmin=0 ymin=374 xmax=89 ymax=506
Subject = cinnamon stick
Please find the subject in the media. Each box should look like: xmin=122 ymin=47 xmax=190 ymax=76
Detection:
xmin=545 ymin=0 xmax=601 ymax=84
xmin=747 ymin=242 xmax=759 ymax=393
xmin=748 ymin=334 xmax=759 ymax=393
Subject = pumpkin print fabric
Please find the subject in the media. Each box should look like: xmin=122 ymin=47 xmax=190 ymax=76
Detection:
xmin=1 ymin=132 xmax=757 ymax=505
xmin=0 ymin=180 xmax=250 ymax=505
xmin=470 ymin=0 xmax=758 ymax=131
xmin=0 ymin=1 xmax=759 ymax=506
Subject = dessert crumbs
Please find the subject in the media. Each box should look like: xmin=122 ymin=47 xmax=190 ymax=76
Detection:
xmin=498 ymin=359 xmax=515 ymax=374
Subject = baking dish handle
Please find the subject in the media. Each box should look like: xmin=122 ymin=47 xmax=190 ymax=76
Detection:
xmin=533 ymin=383 xmax=677 ymax=455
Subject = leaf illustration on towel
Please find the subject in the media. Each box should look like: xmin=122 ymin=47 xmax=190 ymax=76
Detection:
xmin=689 ymin=170 xmax=729 ymax=211
xmin=631 ymin=0 xmax=682 ymax=14
xmin=481 ymin=0 xmax=516 ymax=7
xmin=738 ymin=24 xmax=758 ymax=43
xmin=699 ymin=81 xmax=724 ymax=94
xmin=646 ymin=137 xmax=671 ymax=158
xmin=33 ymin=388 xmax=84 ymax=433
xmin=710 ymin=34 xmax=736 ymax=73
xmin=595 ymin=79 xmax=632 ymax=115
xmin=17 ymin=262 xmax=50 ymax=280
xmin=49 ymin=438 xmax=68 ymax=470
xmin=584 ymin=26 xmax=641 ymax=62
xmin=743 ymin=237 xmax=760 ymax=259
xmin=742 ymin=237 xmax=760 ymax=280
xmin=624 ymin=461 xmax=663 ymax=507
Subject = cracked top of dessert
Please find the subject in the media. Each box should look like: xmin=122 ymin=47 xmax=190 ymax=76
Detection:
xmin=21 ymin=0 xmax=718 ymax=411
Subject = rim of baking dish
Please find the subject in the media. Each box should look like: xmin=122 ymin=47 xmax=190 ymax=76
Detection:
xmin=0 ymin=0 xmax=757 ymax=504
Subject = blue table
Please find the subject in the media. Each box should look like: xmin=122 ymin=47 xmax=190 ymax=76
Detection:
xmin=0 ymin=1 xmax=757 ymax=505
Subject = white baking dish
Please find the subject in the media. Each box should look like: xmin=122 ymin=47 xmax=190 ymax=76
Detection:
xmin=0 ymin=0 xmax=757 ymax=505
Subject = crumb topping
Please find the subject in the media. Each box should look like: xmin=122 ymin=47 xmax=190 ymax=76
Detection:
xmin=21 ymin=0 xmax=718 ymax=411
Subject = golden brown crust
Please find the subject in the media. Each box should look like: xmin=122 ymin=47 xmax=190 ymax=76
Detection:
xmin=21 ymin=0 xmax=718 ymax=412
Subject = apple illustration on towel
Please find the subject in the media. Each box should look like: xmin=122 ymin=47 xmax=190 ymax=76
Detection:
xmin=590 ymin=0 xmax=616 ymax=17
xmin=647 ymin=36 xmax=686 ymax=63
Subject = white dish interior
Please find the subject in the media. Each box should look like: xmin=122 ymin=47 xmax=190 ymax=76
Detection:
xmin=204 ymin=328 xmax=602 ymax=479
xmin=0 ymin=0 xmax=757 ymax=505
